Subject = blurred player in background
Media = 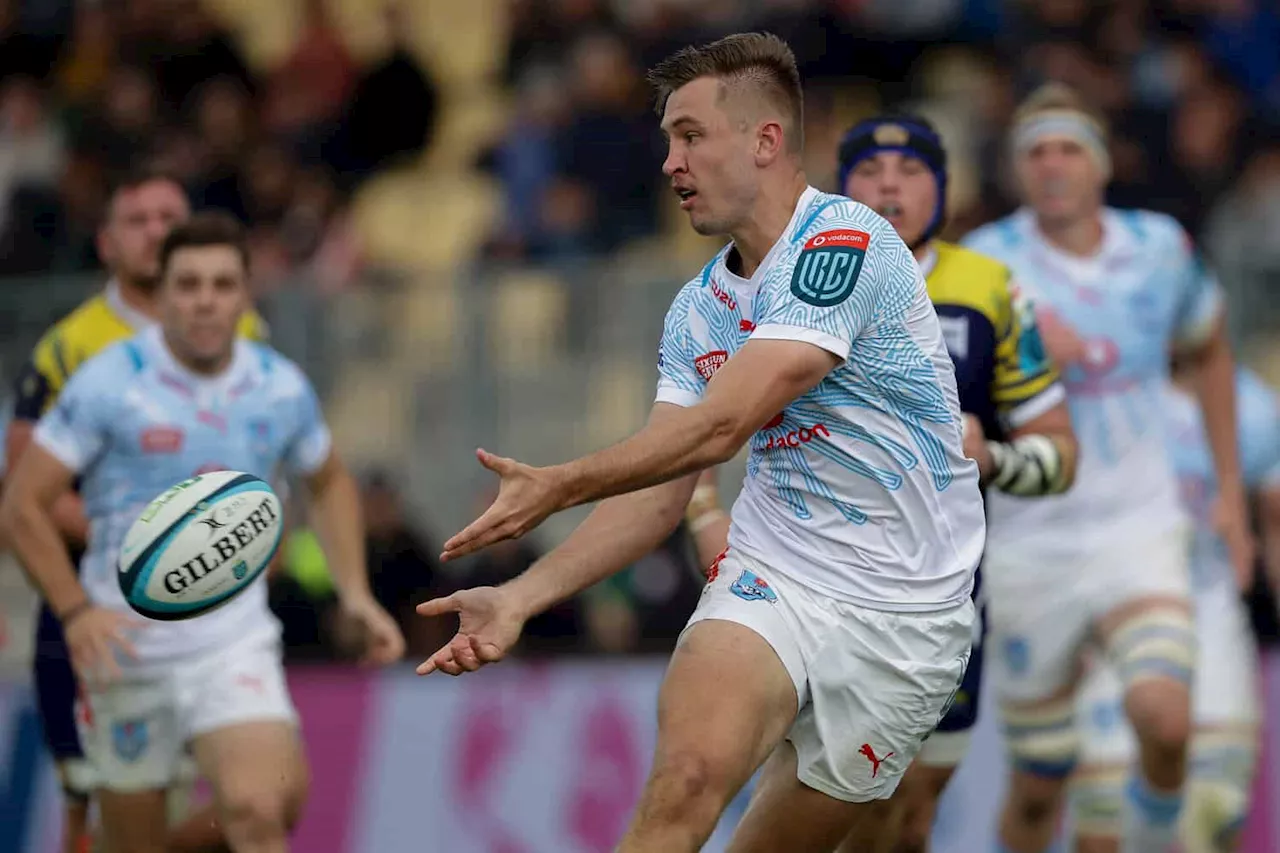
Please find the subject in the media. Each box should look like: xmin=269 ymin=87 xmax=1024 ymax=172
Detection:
xmin=416 ymin=33 xmax=984 ymax=853
xmin=1071 ymin=364 xmax=1280 ymax=853
xmin=688 ymin=112 xmax=1079 ymax=853
xmin=4 ymin=168 xmax=269 ymax=853
xmin=0 ymin=213 xmax=404 ymax=853
xmin=963 ymin=83 xmax=1248 ymax=853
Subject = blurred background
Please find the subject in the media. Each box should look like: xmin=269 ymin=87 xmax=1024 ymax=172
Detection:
xmin=0 ymin=0 xmax=1279 ymax=851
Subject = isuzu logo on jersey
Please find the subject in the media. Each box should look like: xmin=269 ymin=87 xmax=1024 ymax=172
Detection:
xmin=791 ymin=229 xmax=869 ymax=307
xmin=710 ymin=279 xmax=737 ymax=311
xmin=162 ymin=497 xmax=278 ymax=595
xmin=694 ymin=350 xmax=727 ymax=380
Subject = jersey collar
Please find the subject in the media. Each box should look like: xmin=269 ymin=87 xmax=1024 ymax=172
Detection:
xmin=717 ymin=185 xmax=822 ymax=288
xmin=104 ymin=279 xmax=156 ymax=332
xmin=140 ymin=326 xmax=253 ymax=399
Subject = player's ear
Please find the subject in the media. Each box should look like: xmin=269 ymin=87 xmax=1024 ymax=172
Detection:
xmin=755 ymin=120 xmax=785 ymax=167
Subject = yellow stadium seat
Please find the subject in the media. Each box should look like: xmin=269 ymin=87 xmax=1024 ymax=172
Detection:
xmin=352 ymin=169 xmax=502 ymax=270
xmin=488 ymin=270 xmax=568 ymax=373
xmin=585 ymin=360 xmax=650 ymax=447
xmin=326 ymin=361 xmax=411 ymax=461
xmin=390 ymin=273 xmax=459 ymax=370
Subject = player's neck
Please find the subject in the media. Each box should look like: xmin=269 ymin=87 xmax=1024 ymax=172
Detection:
xmin=1034 ymin=212 xmax=1104 ymax=258
xmin=115 ymin=276 xmax=159 ymax=320
xmin=729 ymin=173 xmax=808 ymax=278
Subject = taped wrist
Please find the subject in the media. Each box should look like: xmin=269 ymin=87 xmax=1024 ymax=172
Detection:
xmin=987 ymin=434 xmax=1068 ymax=496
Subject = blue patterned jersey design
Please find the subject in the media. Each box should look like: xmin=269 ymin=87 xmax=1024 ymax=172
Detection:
xmin=656 ymin=188 xmax=984 ymax=609
xmin=963 ymin=207 xmax=1223 ymax=553
xmin=1166 ymin=369 xmax=1280 ymax=590
xmin=34 ymin=327 xmax=331 ymax=667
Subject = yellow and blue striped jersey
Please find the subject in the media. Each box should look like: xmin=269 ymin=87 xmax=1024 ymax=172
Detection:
xmin=923 ymin=241 xmax=1063 ymax=443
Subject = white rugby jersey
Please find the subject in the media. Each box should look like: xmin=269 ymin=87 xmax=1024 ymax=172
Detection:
xmin=34 ymin=326 xmax=331 ymax=672
xmin=1166 ymin=369 xmax=1280 ymax=593
xmin=657 ymin=187 xmax=985 ymax=611
xmin=963 ymin=207 xmax=1224 ymax=558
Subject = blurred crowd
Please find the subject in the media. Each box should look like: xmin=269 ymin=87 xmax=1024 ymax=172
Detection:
xmin=482 ymin=0 xmax=1280 ymax=342
xmin=0 ymin=0 xmax=438 ymax=293
xmin=2 ymin=0 xmax=1280 ymax=664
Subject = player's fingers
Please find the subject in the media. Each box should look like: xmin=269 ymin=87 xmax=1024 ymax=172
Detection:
xmin=473 ymin=637 xmax=505 ymax=664
xmin=415 ymin=643 xmax=454 ymax=676
xmin=452 ymin=636 xmax=481 ymax=672
xmin=416 ymin=594 xmax=460 ymax=618
xmin=109 ymin=627 xmax=138 ymax=660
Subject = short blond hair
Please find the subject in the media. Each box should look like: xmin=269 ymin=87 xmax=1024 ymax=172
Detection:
xmin=1013 ymin=82 xmax=1108 ymax=140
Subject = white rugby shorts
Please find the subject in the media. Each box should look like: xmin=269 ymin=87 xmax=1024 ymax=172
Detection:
xmin=76 ymin=632 xmax=296 ymax=792
xmin=680 ymin=548 xmax=974 ymax=802
xmin=984 ymin=526 xmax=1191 ymax=704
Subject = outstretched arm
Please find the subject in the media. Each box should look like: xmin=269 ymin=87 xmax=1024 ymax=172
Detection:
xmin=441 ymin=339 xmax=839 ymax=560
xmin=416 ymin=420 xmax=700 ymax=676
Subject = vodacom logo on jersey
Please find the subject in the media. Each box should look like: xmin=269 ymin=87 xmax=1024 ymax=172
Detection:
xmin=760 ymin=422 xmax=831 ymax=452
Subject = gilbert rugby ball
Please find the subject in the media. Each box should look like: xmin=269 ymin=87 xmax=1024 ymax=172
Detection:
xmin=118 ymin=471 xmax=283 ymax=621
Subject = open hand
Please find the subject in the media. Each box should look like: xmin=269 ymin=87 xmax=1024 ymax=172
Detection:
xmin=64 ymin=607 xmax=141 ymax=688
xmin=414 ymin=586 xmax=528 ymax=676
xmin=440 ymin=449 xmax=564 ymax=562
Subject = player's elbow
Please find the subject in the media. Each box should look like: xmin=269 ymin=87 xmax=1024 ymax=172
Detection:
xmin=701 ymin=411 xmax=747 ymax=467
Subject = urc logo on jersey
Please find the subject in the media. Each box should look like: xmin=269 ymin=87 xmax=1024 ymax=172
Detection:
xmin=162 ymin=498 xmax=278 ymax=595
xmin=791 ymin=229 xmax=869 ymax=308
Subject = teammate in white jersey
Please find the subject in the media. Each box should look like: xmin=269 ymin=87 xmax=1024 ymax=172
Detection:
xmin=0 ymin=212 xmax=404 ymax=853
xmin=962 ymin=84 xmax=1249 ymax=853
xmin=415 ymin=34 xmax=983 ymax=853
xmin=1071 ymin=365 xmax=1280 ymax=853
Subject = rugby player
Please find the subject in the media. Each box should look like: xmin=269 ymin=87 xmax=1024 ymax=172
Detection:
xmin=963 ymin=83 xmax=1249 ymax=853
xmin=0 ymin=212 xmax=404 ymax=853
xmin=1071 ymin=365 xmax=1280 ymax=853
xmin=416 ymin=33 xmax=985 ymax=853
xmin=686 ymin=113 xmax=1079 ymax=853
xmin=4 ymin=168 xmax=268 ymax=853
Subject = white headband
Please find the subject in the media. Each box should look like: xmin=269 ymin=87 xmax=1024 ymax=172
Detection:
xmin=1012 ymin=110 xmax=1111 ymax=178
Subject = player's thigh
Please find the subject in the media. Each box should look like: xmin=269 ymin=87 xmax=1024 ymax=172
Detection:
xmin=791 ymin=597 xmax=973 ymax=807
xmin=97 ymin=788 xmax=171 ymax=853
xmin=648 ymin=612 xmax=799 ymax=808
xmin=191 ymin=720 xmax=308 ymax=824
xmin=181 ymin=636 xmax=306 ymax=820
xmin=729 ymin=740 xmax=894 ymax=853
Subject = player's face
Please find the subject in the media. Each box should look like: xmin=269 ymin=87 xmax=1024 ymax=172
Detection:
xmin=99 ymin=180 xmax=191 ymax=290
xmin=843 ymin=151 xmax=937 ymax=248
xmin=660 ymin=77 xmax=760 ymax=236
xmin=159 ymin=245 xmax=249 ymax=372
xmin=1015 ymin=137 xmax=1103 ymax=225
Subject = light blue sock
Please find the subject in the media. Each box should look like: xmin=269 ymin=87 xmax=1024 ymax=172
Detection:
xmin=1122 ymin=773 xmax=1183 ymax=853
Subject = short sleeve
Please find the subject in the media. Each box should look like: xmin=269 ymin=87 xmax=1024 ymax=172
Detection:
xmin=283 ymin=376 xmax=333 ymax=477
xmin=1170 ymin=227 xmax=1224 ymax=349
xmin=31 ymin=352 xmax=118 ymax=473
xmin=754 ymin=214 xmax=908 ymax=360
xmin=993 ymin=278 xmax=1066 ymax=428
xmin=13 ymin=330 xmax=70 ymax=421
xmin=654 ymin=288 xmax=705 ymax=409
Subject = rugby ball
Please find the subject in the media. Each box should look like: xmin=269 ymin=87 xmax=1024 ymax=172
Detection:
xmin=118 ymin=471 xmax=283 ymax=621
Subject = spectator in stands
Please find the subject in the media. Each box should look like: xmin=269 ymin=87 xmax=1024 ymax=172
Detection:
xmin=0 ymin=76 xmax=65 ymax=234
xmin=359 ymin=470 xmax=447 ymax=659
xmin=263 ymin=0 xmax=356 ymax=158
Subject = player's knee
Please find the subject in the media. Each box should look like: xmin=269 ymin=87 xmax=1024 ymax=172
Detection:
xmin=1005 ymin=768 xmax=1069 ymax=829
xmin=219 ymin=790 xmax=290 ymax=843
xmin=1128 ymin=683 xmax=1192 ymax=760
xmin=894 ymin=817 xmax=932 ymax=853
xmin=643 ymin=750 xmax=734 ymax=826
